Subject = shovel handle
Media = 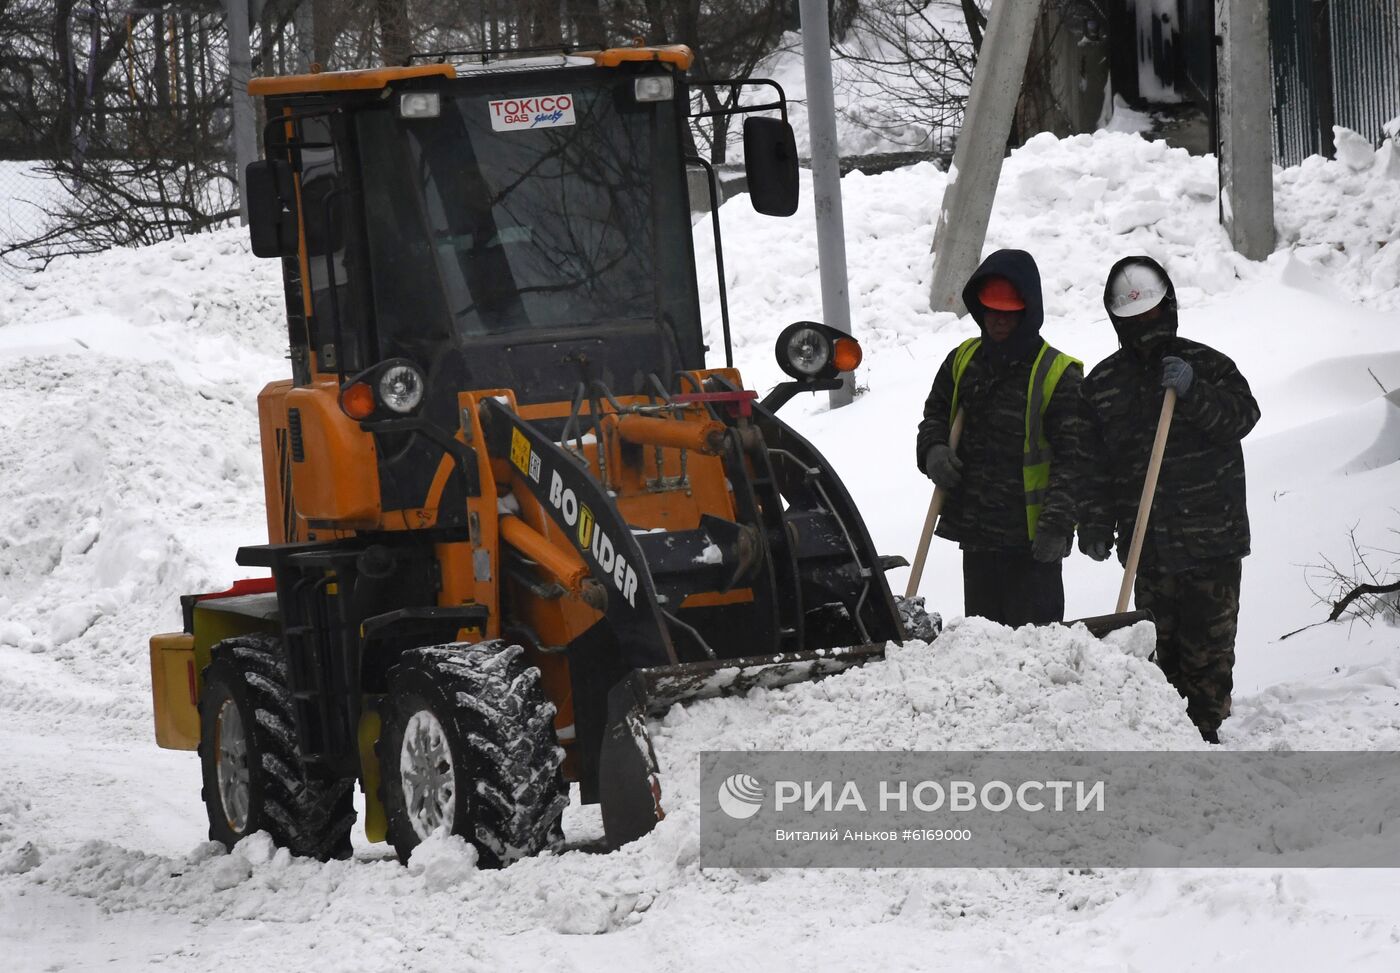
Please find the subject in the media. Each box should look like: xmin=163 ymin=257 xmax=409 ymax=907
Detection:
xmin=1115 ymin=388 xmax=1177 ymax=613
xmin=906 ymin=409 xmax=965 ymax=598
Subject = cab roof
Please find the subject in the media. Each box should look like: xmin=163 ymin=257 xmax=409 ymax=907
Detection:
xmin=247 ymin=45 xmax=693 ymax=98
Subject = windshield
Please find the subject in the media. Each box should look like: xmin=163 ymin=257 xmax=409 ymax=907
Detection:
xmin=356 ymin=72 xmax=702 ymax=365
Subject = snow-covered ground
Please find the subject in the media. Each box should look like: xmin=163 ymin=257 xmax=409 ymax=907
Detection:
xmin=1 ymin=126 xmax=1399 ymax=969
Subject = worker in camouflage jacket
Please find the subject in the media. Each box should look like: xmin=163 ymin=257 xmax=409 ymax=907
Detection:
xmin=1078 ymin=256 xmax=1260 ymax=744
xmin=915 ymin=249 xmax=1086 ymax=627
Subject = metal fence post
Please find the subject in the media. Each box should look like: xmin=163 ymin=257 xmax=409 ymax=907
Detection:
xmin=799 ymin=0 xmax=855 ymax=409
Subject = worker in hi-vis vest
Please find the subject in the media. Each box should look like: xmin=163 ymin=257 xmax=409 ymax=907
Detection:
xmin=915 ymin=249 xmax=1088 ymax=627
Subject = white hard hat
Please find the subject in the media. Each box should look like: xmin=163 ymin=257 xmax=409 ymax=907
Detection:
xmin=1108 ymin=262 xmax=1169 ymax=316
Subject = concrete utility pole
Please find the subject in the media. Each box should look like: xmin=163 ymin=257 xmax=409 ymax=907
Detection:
xmin=798 ymin=0 xmax=855 ymax=409
xmin=227 ymin=0 xmax=258 ymax=225
xmin=294 ymin=0 xmax=316 ymax=73
xmin=927 ymin=0 xmax=1042 ymax=315
xmin=1216 ymin=0 xmax=1276 ymax=259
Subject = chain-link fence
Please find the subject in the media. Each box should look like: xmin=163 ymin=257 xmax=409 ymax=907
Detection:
xmin=1 ymin=2 xmax=235 ymax=282
xmin=0 ymin=158 xmax=65 ymax=281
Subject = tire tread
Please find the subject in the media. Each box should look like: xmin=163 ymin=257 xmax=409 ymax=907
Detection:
xmin=202 ymin=633 xmax=355 ymax=861
xmin=381 ymin=640 xmax=566 ymax=867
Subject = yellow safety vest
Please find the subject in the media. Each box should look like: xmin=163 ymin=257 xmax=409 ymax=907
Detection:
xmin=949 ymin=337 xmax=1081 ymax=540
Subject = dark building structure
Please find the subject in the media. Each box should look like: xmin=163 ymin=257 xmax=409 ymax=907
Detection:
xmin=1101 ymin=0 xmax=1400 ymax=165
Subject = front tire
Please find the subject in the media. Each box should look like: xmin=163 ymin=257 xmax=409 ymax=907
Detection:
xmin=197 ymin=634 xmax=355 ymax=860
xmin=378 ymin=641 xmax=568 ymax=867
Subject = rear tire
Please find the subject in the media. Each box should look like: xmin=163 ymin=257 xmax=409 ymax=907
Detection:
xmin=197 ymin=634 xmax=355 ymax=861
xmin=378 ymin=641 xmax=568 ymax=868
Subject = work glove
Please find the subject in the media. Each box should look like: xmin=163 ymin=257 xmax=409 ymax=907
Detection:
xmin=1161 ymin=356 xmax=1194 ymax=398
xmin=1077 ymin=526 xmax=1113 ymax=562
xmin=1031 ymin=527 xmax=1072 ymax=563
xmin=923 ymin=443 xmax=963 ymax=490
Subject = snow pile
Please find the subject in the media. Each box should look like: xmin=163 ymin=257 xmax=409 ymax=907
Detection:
xmin=3 ymin=618 xmax=1195 ymax=946
xmin=0 ymin=361 xmax=265 ymax=723
xmin=640 ymin=619 xmax=1203 ymax=871
xmin=0 ymin=231 xmax=282 ymax=357
xmin=0 ymin=233 xmax=286 ymax=724
xmin=1275 ymin=134 xmax=1400 ymax=306
xmin=653 ymin=621 xmax=1196 ymax=766
xmin=1100 ymin=95 xmax=1157 ymax=135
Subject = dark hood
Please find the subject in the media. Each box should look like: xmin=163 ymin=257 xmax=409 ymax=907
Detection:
xmin=1103 ymin=254 xmax=1178 ymax=361
xmin=962 ymin=248 xmax=1045 ymax=363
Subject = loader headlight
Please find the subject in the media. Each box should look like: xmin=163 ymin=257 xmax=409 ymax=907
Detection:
xmin=780 ymin=325 xmax=831 ymax=377
xmin=775 ymin=322 xmax=862 ymax=381
xmin=340 ymin=358 xmax=427 ymax=421
xmin=379 ymin=362 xmax=425 ymax=414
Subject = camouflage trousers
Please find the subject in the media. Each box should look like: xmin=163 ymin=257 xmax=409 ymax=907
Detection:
xmin=1134 ymin=559 xmax=1242 ymax=733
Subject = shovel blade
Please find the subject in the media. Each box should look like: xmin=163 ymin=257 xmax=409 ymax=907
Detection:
xmin=1065 ymin=609 xmax=1153 ymax=638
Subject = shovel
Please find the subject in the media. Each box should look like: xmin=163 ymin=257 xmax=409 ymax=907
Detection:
xmin=905 ymin=409 xmax=965 ymax=598
xmin=1115 ymin=387 xmax=1177 ymax=613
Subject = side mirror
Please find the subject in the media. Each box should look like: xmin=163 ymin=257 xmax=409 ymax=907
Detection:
xmin=245 ymin=160 xmax=298 ymax=258
xmin=743 ymin=116 xmax=798 ymax=217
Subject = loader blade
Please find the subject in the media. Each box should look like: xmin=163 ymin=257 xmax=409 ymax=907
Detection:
xmin=595 ymin=616 xmax=1150 ymax=849
xmin=597 ymin=643 xmax=888 ymax=848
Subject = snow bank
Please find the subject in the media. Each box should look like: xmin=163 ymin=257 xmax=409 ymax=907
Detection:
xmin=0 ymin=234 xmax=285 ymax=724
xmin=0 ymin=231 xmax=283 ymax=354
xmin=703 ymin=129 xmax=1400 ymax=397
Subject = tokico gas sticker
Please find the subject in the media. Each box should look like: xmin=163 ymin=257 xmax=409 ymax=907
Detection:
xmin=488 ymin=94 xmax=575 ymax=131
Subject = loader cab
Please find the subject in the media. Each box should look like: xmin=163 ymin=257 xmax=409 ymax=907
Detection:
xmin=248 ymin=51 xmax=789 ymax=406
